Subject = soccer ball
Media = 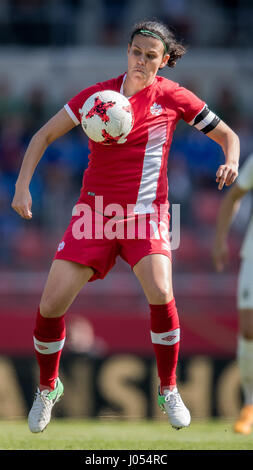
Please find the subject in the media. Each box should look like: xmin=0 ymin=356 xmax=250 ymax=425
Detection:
xmin=79 ymin=90 xmax=134 ymax=144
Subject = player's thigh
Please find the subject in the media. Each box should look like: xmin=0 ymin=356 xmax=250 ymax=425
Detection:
xmin=133 ymin=253 xmax=174 ymax=304
xmin=40 ymin=259 xmax=94 ymax=317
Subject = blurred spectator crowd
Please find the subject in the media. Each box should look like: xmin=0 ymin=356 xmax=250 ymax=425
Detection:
xmin=1 ymin=74 xmax=253 ymax=273
xmin=0 ymin=0 xmax=253 ymax=48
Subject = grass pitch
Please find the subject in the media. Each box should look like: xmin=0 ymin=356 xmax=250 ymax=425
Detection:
xmin=0 ymin=418 xmax=253 ymax=450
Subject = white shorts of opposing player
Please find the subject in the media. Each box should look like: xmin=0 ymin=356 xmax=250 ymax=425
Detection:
xmin=237 ymin=258 xmax=253 ymax=310
xmin=158 ymin=387 xmax=191 ymax=429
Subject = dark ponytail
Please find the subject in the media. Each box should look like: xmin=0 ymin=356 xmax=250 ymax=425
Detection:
xmin=129 ymin=20 xmax=187 ymax=68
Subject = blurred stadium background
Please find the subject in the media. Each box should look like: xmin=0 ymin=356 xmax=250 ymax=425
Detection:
xmin=0 ymin=0 xmax=253 ymax=423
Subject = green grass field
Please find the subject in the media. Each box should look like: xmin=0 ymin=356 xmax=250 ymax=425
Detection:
xmin=0 ymin=418 xmax=253 ymax=450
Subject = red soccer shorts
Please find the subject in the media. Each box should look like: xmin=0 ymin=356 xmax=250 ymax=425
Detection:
xmin=54 ymin=204 xmax=172 ymax=282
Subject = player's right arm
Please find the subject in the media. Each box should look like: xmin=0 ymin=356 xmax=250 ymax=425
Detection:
xmin=11 ymin=108 xmax=76 ymax=219
xmin=212 ymin=184 xmax=247 ymax=272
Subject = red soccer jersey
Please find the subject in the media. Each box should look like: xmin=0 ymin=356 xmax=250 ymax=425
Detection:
xmin=64 ymin=73 xmax=205 ymax=215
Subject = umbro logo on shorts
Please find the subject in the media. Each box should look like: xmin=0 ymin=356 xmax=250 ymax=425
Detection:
xmin=57 ymin=241 xmax=65 ymax=252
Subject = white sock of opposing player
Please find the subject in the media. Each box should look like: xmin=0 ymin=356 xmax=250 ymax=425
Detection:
xmin=237 ymin=336 xmax=253 ymax=405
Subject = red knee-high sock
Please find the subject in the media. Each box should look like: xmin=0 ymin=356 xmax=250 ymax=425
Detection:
xmin=33 ymin=307 xmax=66 ymax=390
xmin=150 ymin=298 xmax=180 ymax=392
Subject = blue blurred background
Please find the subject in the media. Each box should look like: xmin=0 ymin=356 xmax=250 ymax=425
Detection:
xmin=0 ymin=0 xmax=253 ymax=421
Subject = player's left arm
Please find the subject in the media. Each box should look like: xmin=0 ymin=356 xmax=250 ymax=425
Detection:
xmin=174 ymin=86 xmax=240 ymax=190
xmin=205 ymin=119 xmax=240 ymax=190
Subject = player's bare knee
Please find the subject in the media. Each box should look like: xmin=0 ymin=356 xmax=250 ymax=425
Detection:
xmin=149 ymin=284 xmax=172 ymax=304
xmin=39 ymin=297 xmax=64 ymax=318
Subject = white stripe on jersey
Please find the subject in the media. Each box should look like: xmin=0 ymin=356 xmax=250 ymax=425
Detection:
xmin=134 ymin=123 xmax=167 ymax=214
xmin=64 ymin=103 xmax=80 ymax=125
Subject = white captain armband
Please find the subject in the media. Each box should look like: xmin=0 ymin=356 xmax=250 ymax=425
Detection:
xmin=190 ymin=105 xmax=220 ymax=134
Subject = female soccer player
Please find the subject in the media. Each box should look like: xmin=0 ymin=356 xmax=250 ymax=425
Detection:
xmin=12 ymin=20 xmax=239 ymax=433
xmin=213 ymin=153 xmax=253 ymax=435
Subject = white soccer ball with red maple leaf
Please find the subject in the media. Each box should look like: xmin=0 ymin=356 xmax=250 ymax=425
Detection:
xmin=79 ymin=90 xmax=134 ymax=144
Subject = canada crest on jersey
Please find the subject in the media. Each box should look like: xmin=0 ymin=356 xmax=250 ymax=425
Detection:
xmin=150 ymin=102 xmax=163 ymax=116
xmin=79 ymin=90 xmax=134 ymax=144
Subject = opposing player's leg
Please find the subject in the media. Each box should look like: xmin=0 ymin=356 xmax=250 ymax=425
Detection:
xmin=29 ymin=259 xmax=94 ymax=433
xmin=234 ymin=309 xmax=253 ymax=435
xmin=234 ymin=258 xmax=253 ymax=435
xmin=133 ymin=254 xmax=190 ymax=429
